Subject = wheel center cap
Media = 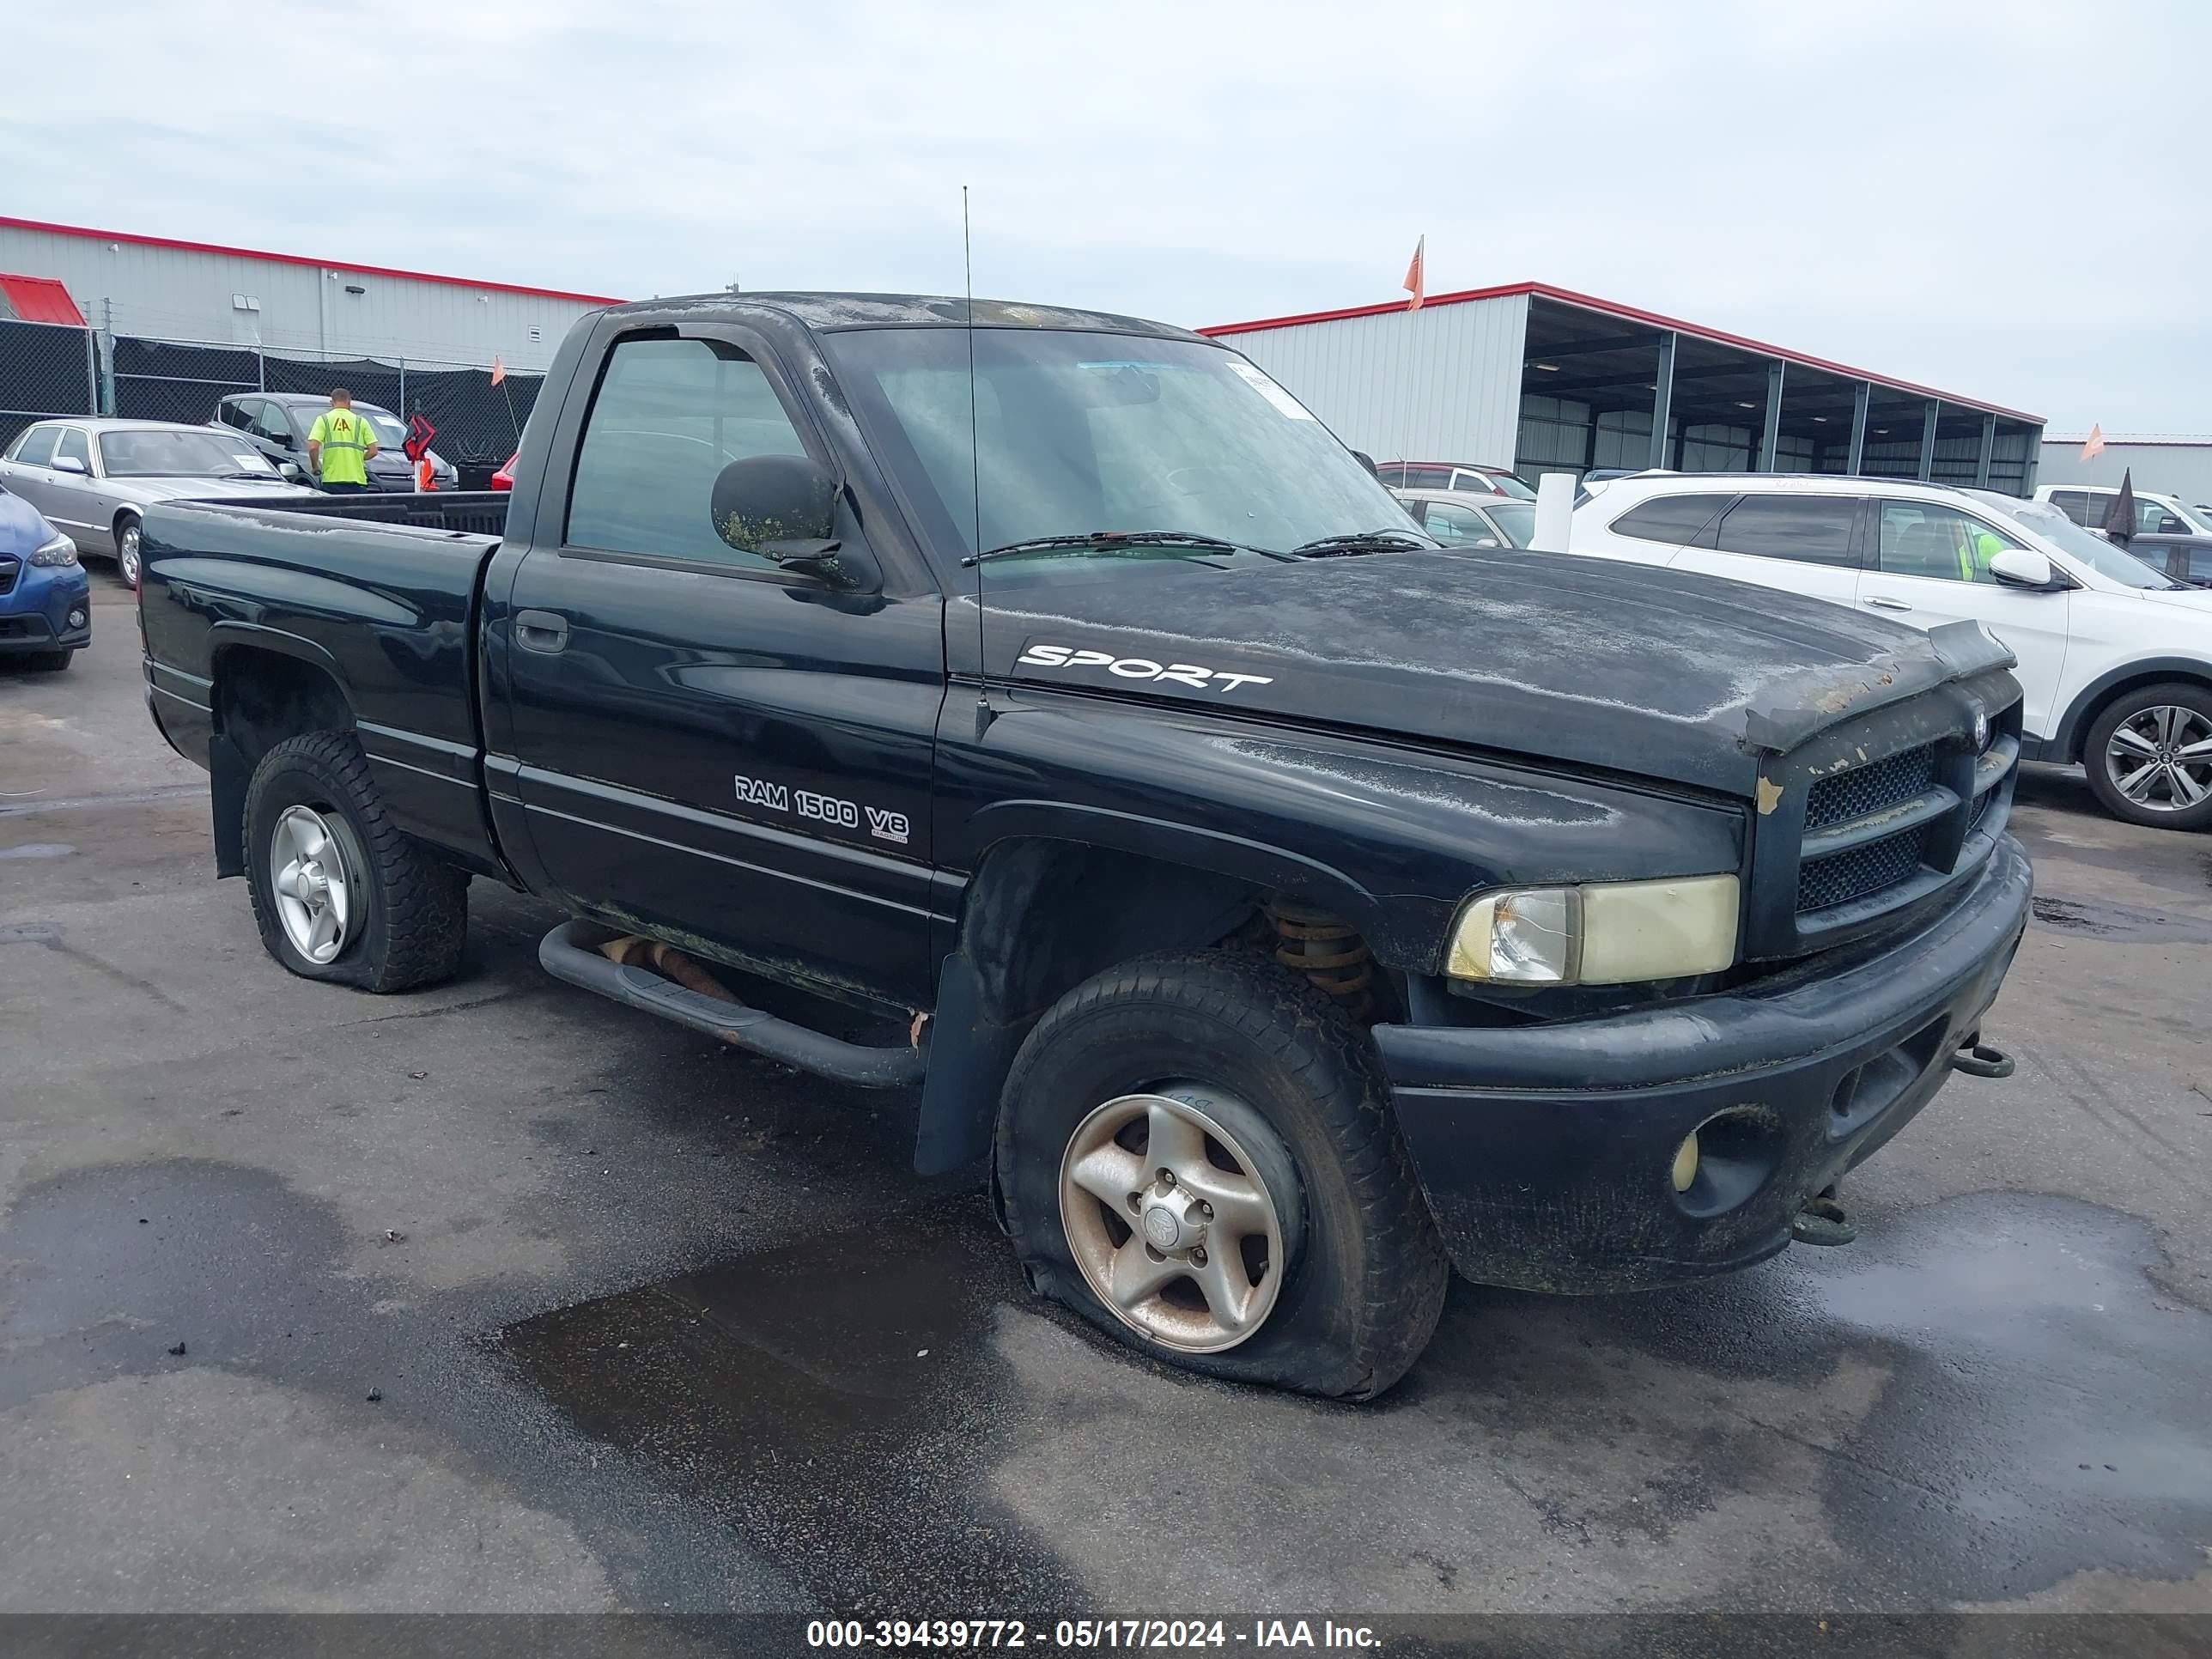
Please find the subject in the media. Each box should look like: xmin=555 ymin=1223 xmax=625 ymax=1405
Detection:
xmin=1141 ymin=1204 xmax=1182 ymax=1251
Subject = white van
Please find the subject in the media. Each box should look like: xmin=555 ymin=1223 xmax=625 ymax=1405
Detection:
xmin=1570 ymin=474 xmax=2212 ymax=830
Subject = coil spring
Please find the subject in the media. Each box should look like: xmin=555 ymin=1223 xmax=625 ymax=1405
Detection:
xmin=1265 ymin=900 xmax=1374 ymax=1020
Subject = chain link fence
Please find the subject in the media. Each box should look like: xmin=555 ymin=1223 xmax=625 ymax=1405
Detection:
xmin=0 ymin=320 xmax=100 ymax=450
xmin=3 ymin=323 xmax=543 ymax=482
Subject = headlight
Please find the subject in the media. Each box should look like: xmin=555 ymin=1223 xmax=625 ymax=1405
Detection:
xmin=29 ymin=533 xmax=79 ymax=568
xmin=1447 ymin=874 xmax=1740 ymax=986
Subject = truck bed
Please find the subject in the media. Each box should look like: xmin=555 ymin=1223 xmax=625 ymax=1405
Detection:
xmin=139 ymin=492 xmax=511 ymax=878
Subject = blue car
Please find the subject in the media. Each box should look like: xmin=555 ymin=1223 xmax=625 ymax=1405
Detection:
xmin=0 ymin=481 xmax=91 ymax=671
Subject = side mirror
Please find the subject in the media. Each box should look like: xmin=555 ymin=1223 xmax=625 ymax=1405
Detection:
xmin=1989 ymin=549 xmax=2057 ymax=589
xmin=52 ymin=455 xmax=88 ymax=476
xmin=1474 ymin=537 xmax=1500 ymax=548
xmin=712 ymin=453 xmax=852 ymax=576
xmin=1351 ymin=450 xmax=1380 ymax=479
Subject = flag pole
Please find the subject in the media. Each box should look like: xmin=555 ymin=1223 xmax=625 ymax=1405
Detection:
xmin=1400 ymin=235 xmax=1425 ymax=470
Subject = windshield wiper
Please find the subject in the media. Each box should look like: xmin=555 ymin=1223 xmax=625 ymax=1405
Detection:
xmin=960 ymin=530 xmax=1294 ymax=568
xmin=1290 ymin=528 xmax=1434 ymax=558
xmin=219 ymin=471 xmax=276 ymax=481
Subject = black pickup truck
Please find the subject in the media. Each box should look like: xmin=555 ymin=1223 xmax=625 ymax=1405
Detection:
xmin=139 ymin=294 xmax=2030 ymax=1398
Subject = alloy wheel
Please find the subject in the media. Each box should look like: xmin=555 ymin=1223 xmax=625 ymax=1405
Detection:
xmin=269 ymin=804 xmax=362 ymax=963
xmin=2104 ymin=704 xmax=2212 ymax=814
xmin=1058 ymin=1085 xmax=1288 ymax=1353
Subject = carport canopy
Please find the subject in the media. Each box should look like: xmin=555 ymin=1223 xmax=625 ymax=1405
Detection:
xmin=1515 ymin=289 xmax=2042 ymax=493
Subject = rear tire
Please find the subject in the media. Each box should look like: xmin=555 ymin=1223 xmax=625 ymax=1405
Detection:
xmin=994 ymin=948 xmax=1448 ymax=1399
xmin=2083 ymin=682 xmax=2212 ymax=830
xmin=243 ymin=731 xmax=469 ymax=992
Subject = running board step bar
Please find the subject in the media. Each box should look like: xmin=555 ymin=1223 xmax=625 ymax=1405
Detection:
xmin=537 ymin=920 xmax=927 ymax=1088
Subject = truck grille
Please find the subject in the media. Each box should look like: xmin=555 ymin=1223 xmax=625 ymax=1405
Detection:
xmin=1802 ymin=744 xmax=1936 ymax=831
xmin=1797 ymin=825 xmax=1926 ymax=911
xmin=1790 ymin=714 xmax=2016 ymax=927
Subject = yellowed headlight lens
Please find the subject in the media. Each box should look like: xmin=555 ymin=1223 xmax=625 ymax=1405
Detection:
xmin=1448 ymin=874 xmax=1738 ymax=987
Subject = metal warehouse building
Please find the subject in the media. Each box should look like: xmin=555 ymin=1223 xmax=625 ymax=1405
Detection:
xmin=1203 ymin=283 xmax=2046 ymax=495
xmin=2037 ymin=435 xmax=2212 ymax=505
xmin=0 ymin=216 xmax=617 ymax=374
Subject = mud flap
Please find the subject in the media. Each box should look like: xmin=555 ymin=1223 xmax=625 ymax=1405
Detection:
xmin=210 ymin=732 xmax=250 ymax=878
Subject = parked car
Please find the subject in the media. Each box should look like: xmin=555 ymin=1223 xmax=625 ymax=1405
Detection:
xmin=1571 ymin=474 xmax=2212 ymax=829
xmin=2126 ymin=532 xmax=2212 ymax=587
xmin=139 ymin=292 xmax=2027 ymax=1399
xmin=210 ymin=393 xmax=458 ymax=492
xmin=1392 ymin=487 xmax=1534 ymax=548
xmin=490 ymin=449 xmax=518 ymax=491
xmin=0 ymin=419 xmax=314 ymax=586
xmin=1372 ymin=460 xmax=1535 ymax=499
xmin=0 ymin=483 xmax=89 ymax=671
xmin=2035 ymin=483 xmax=2212 ymax=538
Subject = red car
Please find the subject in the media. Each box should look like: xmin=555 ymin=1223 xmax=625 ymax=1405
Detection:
xmin=491 ymin=450 xmax=518 ymax=490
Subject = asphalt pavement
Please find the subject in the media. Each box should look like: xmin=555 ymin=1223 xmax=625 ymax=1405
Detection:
xmin=3 ymin=579 xmax=2209 ymax=1638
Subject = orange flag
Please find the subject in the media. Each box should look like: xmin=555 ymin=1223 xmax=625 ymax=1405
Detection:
xmin=2080 ymin=424 xmax=2104 ymax=461
xmin=490 ymin=356 xmax=507 ymax=387
xmin=1403 ymin=237 xmax=1425 ymax=312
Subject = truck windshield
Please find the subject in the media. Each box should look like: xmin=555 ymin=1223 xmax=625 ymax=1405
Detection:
xmin=822 ymin=328 xmax=1426 ymax=577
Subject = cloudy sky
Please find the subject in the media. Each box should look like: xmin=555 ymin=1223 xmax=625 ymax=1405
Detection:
xmin=7 ymin=0 xmax=2205 ymax=431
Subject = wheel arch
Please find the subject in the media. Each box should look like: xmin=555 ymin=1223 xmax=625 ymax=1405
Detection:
xmin=205 ymin=630 xmax=356 ymax=878
xmin=2051 ymin=658 xmax=2212 ymax=763
xmin=914 ymin=825 xmax=1351 ymax=1177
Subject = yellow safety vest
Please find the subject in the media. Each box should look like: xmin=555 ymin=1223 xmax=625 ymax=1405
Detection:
xmin=309 ymin=409 xmax=374 ymax=485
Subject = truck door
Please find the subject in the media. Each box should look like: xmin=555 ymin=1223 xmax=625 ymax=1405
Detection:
xmin=493 ymin=322 xmax=946 ymax=1010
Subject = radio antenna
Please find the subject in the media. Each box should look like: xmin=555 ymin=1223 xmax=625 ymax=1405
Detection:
xmin=963 ymin=185 xmax=994 ymax=738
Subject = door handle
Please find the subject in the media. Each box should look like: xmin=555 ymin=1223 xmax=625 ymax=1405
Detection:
xmin=514 ymin=610 xmax=569 ymax=653
xmin=1862 ymin=596 xmax=1913 ymax=612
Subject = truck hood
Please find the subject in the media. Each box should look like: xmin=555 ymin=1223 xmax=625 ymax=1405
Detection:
xmin=976 ymin=550 xmax=2014 ymax=799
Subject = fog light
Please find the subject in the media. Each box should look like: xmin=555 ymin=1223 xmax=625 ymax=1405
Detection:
xmin=1671 ymin=1131 xmax=1700 ymax=1194
xmin=68 ymin=609 xmax=88 ymax=629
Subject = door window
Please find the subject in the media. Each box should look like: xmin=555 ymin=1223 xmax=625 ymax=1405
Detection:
xmin=1401 ymin=465 xmax=1452 ymax=489
xmin=2137 ymin=500 xmax=2190 ymax=535
xmin=1607 ymin=491 xmax=1735 ymax=547
xmin=53 ymin=428 xmax=91 ymax=471
xmin=1711 ymin=495 xmax=1860 ymax=566
xmin=250 ymin=403 xmax=295 ymax=445
xmin=1421 ymin=501 xmax=1500 ymax=547
xmin=567 ymin=337 xmax=809 ymax=570
xmin=9 ymin=425 xmax=59 ymax=466
xmin=217 ymin=400 xmax=252 ymax=431
xmin=1875 ymin=501 xmax=2025 ymax=583
xmin=2048 ymin=489 xmax=2093 ymax=526
xmin=2183 ymin=546 xmax=2212 ymax=584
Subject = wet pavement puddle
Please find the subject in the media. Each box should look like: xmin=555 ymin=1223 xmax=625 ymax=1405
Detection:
xmin=499 ymin=1189 xmax=2212 ymax=1613
xmin=2032 ymin=894 xmax=2212 ymax=945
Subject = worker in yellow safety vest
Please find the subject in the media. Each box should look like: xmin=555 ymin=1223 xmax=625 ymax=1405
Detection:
xmin=307 ymin=389 xmax=379 ymax=494
xmin=1960 ymin=524 xmax=2007 ymax=582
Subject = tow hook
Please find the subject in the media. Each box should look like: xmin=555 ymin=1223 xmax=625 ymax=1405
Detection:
xmin=1949 ymin=1029 xmax=2016 ymax=1079
xmin=1790 ymin=1191 xmax=1856 ymax=1247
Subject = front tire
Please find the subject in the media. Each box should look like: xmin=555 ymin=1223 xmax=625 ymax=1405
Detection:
xmin=114 ymin=517 xmax=143 ymax=588
xmin=995 ymin=949 xmax=1448 ymax=1399
xmin=243 ymin=732 xmax=469 ymax=991
xmin=2083 ymin=683 xmax=2212 ymax=830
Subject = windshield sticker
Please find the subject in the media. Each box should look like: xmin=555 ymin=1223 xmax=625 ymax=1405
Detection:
xmin=1017 ymin=642 xmax=1274 ymax=694
xmin=234 ymin=454 xmax=264 ymax=470
xmin=1225 ymin=360 xmax=1315 ymax=420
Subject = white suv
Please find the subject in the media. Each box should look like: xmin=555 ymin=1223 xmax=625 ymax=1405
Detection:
xmin=1570 ymin=474 xmax=2212 ymax=830
xmin=2034 ymin=483 xmax=2212 ymax=538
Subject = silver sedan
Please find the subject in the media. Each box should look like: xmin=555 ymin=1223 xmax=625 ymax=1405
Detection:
xmin=0 ymin=418 xmax=318 ymax=586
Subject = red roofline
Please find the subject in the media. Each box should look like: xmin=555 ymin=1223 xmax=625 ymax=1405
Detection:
xmin=0 ymin=216 xmax=625 ymax=308
xmin=1200 ymin=280 xmax=2044 ymax=426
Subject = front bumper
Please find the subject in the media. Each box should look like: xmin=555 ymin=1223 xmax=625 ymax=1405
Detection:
xmin=0 ymin=570 xmax=92 ymax=655
xmin=1372 ymin=836 xmax=2031 ymax=1293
